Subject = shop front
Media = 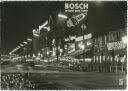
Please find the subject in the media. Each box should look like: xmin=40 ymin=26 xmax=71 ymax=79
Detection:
xmin=93 ymin=28 xmax=127 ymax=73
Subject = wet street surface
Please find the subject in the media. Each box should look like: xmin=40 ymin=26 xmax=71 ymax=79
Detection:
xmin=1 ymin=64 xmax=126 ymax=90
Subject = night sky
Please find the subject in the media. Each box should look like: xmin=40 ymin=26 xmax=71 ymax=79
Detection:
xmin=1 ymin=1 xmax=127 ymax=54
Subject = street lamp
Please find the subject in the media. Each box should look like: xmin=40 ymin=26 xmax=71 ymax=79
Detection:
xmin=58 ymin=14 xmax=67 ymax=19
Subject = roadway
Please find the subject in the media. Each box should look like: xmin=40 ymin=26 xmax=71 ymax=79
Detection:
xmin=1 ymin=63 xmax=126 ymax=90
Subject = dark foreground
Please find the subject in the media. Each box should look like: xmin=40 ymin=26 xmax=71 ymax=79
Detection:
xmin=1 ymin=71 xmax=126 ymax=90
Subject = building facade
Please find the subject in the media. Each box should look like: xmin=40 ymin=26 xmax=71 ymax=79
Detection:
xmin=93 ymin=28 xmax=127 ymax=72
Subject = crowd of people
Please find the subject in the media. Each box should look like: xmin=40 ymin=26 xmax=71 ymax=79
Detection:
xmin=42 ymin=56 xmax=127 ymax=73
xmin=1 ymin=73 xmax=36 ymax=90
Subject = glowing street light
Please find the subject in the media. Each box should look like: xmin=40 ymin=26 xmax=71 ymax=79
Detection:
xmin=23 ymin=41 xmax=28 ymax=44
xmin=34 ymin=34 xmax=39 ymax=37
xmin=27 ymin=38 xmax=32 ymax=42
xmin=58 ymin=14 xmax=67 ymax=19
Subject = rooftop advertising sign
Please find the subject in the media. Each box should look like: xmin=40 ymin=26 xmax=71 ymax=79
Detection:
xmin=65 ymin=2 xmax=88 ymax=28
xmin=65 ymin=3 xmax=88 ymax=13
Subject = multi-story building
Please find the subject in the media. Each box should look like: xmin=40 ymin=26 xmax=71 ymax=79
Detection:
xmin=33 ymin=28 xmax=48 ymax=56
xmin=93 ymin=28 xmax=127 ymax=72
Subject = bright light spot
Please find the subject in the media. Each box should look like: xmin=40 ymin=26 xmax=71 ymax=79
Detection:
xmin=52 ymin=52 xmax=56 ymax=56
xmin=44 ymin=59 xmax=48 ymax=62
xmin=43 ymin=27 xmax=50 ymax=31
xmin=60 ymin=49 xmax=63 ymax=53
xmin=122 ymin=36 xmax=127 ymax=44
xmin=87 ymin=41 xmax=92 ymax=46
xmin=52 ymin=39 xmax=55 ymax=44
xmin=39 ymin=20 xmax=48 ymax=30
xmin=58 ymin=14 xmax=67 ymax=19
xmin=33 ymin=29 xmax=36 ymax=33
xmin=23 ymin=42 xmax=28 ymax=44
xmin=36 ymin=57 xmax=40 ymax=60
xmin=27 ymin=38 xmax=32 ymax=41
xmin=9 ymin=53 xmax=12 ymax=55
xmin=70 ymin=36 xmax=76 ymax=40
xmin=52 ymin=48 xmax=56 ymax=56
xmin=78 ymin=42 xmax=85 ymax=50
xmin=33 ymin=34 xmax=39 ymax=37
xmin=38 ymin=52 xmax=41 ymax=56
xmin=32 ymin=54 xmax=36 ymax=57
xmin=85 ymin=58 xmax=92 ymax=62
xmin=47 ymin=51 xmax=49 ymax=55
xmin=33 ymin=29 xmax=40 ymax=36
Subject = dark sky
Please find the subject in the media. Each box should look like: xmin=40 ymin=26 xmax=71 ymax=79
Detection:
xmin=1 ymin=1 xmax=127 ymax=54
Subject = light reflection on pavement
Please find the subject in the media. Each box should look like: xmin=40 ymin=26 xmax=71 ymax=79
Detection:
xmin=1 ymin=63 xmax=127 ymax=90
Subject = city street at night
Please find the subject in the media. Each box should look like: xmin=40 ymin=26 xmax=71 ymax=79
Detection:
xmin=0 ymin=1 xmax=127 ymax=90
xmin=1 ymin=64 xmax=126 ymax=90
xmin=0 ymin=61 xmax=127 ymax=90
